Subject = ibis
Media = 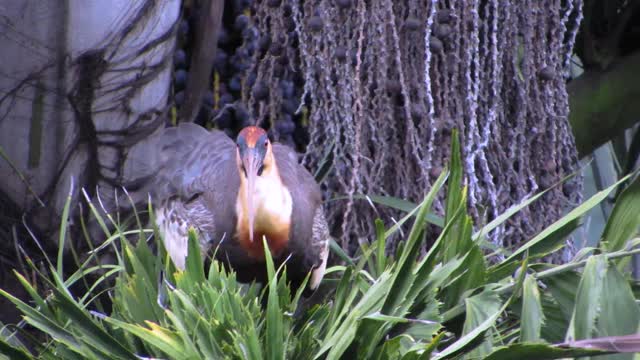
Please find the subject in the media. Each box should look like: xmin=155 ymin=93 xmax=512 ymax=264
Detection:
xmin=150 ymin=123 xmax=329 ymax=292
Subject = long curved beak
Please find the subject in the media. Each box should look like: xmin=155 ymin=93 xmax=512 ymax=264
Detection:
xmin=242 ymin=149 xmax=261 ymax=242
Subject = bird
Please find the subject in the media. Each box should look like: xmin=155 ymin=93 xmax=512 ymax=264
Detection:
xmin=149 ymin=122 xmax=329 ymax=293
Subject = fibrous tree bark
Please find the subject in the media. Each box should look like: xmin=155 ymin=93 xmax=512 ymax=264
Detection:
xmin=242 ymin=0 xmax=584 ymax=258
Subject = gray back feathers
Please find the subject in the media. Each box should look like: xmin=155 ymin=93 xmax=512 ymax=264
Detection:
xmin=150 ymin=123 xmax=326 ymax=273
xmin=151 ymin=123 xmax=239 ymax=252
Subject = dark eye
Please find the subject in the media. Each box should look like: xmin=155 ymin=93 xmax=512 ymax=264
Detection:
xmin=264 ymin=139 xmax=268 ymax=148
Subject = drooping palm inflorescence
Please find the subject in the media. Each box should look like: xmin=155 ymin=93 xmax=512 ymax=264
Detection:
xmin=242 ymin=0 xmax=584 ymax=258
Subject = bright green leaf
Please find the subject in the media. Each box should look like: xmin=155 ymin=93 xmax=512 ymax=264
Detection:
xmin=601 ymin=175 xmax=640 ymax=256
xmin=520 ymin=275 xmax=544 ymax=343
xmin=566 ymin=255 xmax=607 ymax=342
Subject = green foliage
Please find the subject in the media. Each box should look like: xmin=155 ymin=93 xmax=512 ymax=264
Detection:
xmin=520 ymin=275 xmax=544 ymax=343
xmin=2 ymin=133 xmax=640 ymax=359
xmin=602 ymin=176 xmax=640 ymax=256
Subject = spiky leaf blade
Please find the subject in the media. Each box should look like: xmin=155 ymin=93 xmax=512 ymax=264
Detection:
xmin=520 ymin=274 xmax=544 ymax=343
xmin=566 ymin=255 xmax=607 ymax=342
xmin=483 ymin=343 xmax=607 ymax=359
xmin=459 ymin=289 xmax=502 ymax=358
xmin=601 ymin=175 xmax=640 ymax=256
xmin=264 ymin=237 xmax=284 ymax=360
xmin=593 ymin=265 xmax=640 ymax=360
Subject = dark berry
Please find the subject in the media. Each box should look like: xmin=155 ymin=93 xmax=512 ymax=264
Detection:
xmin=241 ymin=28 xmax=255 ymax=42
xmin=174 ymin=69 xmax=188 ymax=89
xmin=405 ymin=17 xmax=421 ymax=31
xmin=429 ymin=166 xmax=442 ymax=178
xmin=411 ymin=103 xmax=424 ymax=119
xmin=236 ymin=47 xmax=249 ymax=59
xmin=258 ymin=35 xmax=271 ymax=52
xmin=231 ymin=54 xmax=250 ymax=72
xmin=213 ymin=51 xmax=228 ymax=72
xmin=280 ymin=80 xmax=295 ymax=98
xmin=174 ymin=49 xmax=187 ymax=68
xmin=233 ymin=14 xmax=249 ymax=31
xmin=229 ymin=75 xmax=242 ymax=92
xmin=538 ymin=66 xmax=554 ymax=80
xmin=434 ymin=23 xmax=452 ymax=38
xmin=429 ymin=36 xmax=443 ymax=52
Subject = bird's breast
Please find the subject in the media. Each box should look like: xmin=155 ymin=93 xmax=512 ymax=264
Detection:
xmin=236 ymin=175 xmax=293 ymax=260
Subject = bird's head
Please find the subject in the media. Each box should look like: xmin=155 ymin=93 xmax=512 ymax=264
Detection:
xmin=236 ymin=126 xmax=273 ymax=242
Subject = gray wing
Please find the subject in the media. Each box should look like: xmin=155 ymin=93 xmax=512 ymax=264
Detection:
xmin=273 ymin=144 xmax=329 ymax=289
xmin=151 ymin=123 xmax=236 ymax=201
xmin=309 ymin=207 xmax=330 ymax=290
xmin=151 ymin=123 xmax=241 ymax=269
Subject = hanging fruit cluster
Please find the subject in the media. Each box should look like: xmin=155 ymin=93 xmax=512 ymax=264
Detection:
xmin=172 ymin=0 xmax=308 ymax=151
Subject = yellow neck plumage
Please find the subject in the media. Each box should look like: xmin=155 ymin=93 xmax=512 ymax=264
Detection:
xmin=235 ymin=151 xmax=293 ymax=259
